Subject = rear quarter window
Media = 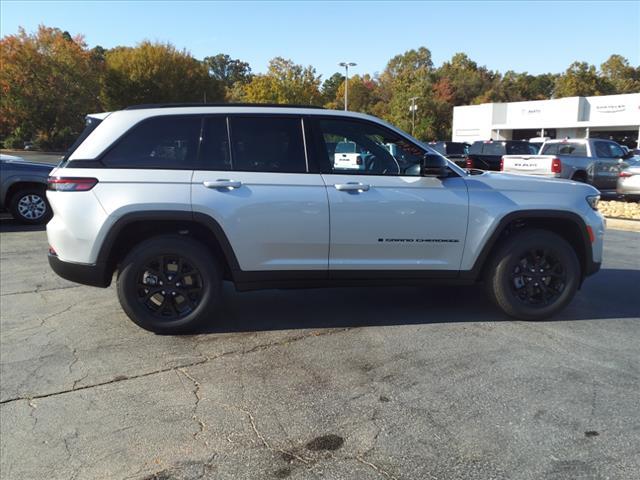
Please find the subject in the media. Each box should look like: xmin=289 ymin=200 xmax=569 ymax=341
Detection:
xmin=101 ymin=116 xmax=202 ymax=169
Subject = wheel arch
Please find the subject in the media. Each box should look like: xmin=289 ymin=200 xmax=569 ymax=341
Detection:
xmin=464 ymin=210 xmax=593 ymax=284
xmin=5 ymin=179 xmax=48 ymax=206
xmin=97 ymin=211 xmax=241 ymax=283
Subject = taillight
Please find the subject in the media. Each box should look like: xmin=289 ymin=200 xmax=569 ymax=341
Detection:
xmin=465 ymin=157 xmax=474 ymax=168
xmin=551 ymin=158 xmax=562 ymax=174
xmin=356 ymin=155 xmax=362 ymax=165
xmin=500 ymin=156 xmax=505 ymax=171
xmin=619 ymin=171 xmax=633 ymax=178
xmin=48 ymin=177 xmax=98 ymax=191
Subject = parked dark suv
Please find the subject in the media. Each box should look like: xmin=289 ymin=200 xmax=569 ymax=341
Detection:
xmin=428 ymin=141 xmax=469 ymax=167
xmin=466 ymin=140 xmax=538 ymax=171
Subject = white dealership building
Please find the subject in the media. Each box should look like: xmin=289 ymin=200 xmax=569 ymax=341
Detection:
xmin=452 ymin=93 xmax=640 ymax=148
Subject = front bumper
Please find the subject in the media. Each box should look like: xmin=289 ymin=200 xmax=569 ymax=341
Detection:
xmin=48 ymin=254 xmax=112 ymax=288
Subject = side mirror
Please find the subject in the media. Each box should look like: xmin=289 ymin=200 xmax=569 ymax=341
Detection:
xmin=622 ymin=150 xmax=634 ymax=159
xmin=421 ymin=154 xmax=449 ymax=177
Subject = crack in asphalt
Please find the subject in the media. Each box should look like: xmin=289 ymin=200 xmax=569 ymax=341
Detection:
xmin=227 ymin=404 xmax=312 ymax=464
xmin=0 ymin=328 xmax=351 ymax=405
xmin=176 ymin=368 xmax=208 ymax=446
xmin=354 ymin=455 xmax=403 ymax=480
xmin=0 ymin=284 xmax=83 ymax=297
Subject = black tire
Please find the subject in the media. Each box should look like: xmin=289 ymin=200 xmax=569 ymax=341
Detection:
xmin=9 ymin=186 xmax=52 ymax=224
xmin=116 ymin=235 xmax=222 ymax=334
xmin=485 ymin=229 xmax=580 ymax=320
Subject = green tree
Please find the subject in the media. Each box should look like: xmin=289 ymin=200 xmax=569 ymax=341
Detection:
xmin=0 ymin=26 xmax=102 ymax=150
xmin=554 ymin=61 xmax=614 ymax=97
xmin=333 ymin=74 xmax=383 ymax=113
xmin=232 ymin=57 xmax=322 ymax=105
xmin=377 ymin=47 xmax=436 ymax=139
xmin=321 ymin=72 xmax=344 ymax=106
xmin=600 ymin=54 xmax=640 ymax=94
xmin=100 ymin=41 xmax=224 ymax=110
xmin=437 ymin=53 xmax=497 ymax=105
xmin=203 ymin=53 xmax=252 ymax=88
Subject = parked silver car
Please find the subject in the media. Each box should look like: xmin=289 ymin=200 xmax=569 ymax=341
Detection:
xmin=0 ymin=154 xmax=54 ymax=224
xmin=617 ymin=156 xmax=640 ymax=201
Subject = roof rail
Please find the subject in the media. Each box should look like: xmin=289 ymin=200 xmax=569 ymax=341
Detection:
xmin=124 ymin=103 xmax=325 ymax=110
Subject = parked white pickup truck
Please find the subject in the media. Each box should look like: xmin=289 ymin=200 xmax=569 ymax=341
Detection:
xmin=501 ymin=138 xmax=633 ymax=191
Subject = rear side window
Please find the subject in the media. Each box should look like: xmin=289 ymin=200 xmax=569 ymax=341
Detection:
xmin=229 ymin=117 xmax=306 ymax=173
xmin=102 ymin=116 xmax=202 ymax=168
xmin=541 ymin=143 xmax=559 ymax=155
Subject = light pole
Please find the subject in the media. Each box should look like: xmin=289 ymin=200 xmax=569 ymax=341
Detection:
xmin=409 ymin=97 xmax=419 ymax=136
xmin=339 ymin=62 xmax=357 ymax=111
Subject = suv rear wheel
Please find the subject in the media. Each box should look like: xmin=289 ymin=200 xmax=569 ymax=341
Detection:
xmin=116 ymin=235 xmax=222 ymax=334
xmin=9 ymin=186 xmax=52 ymax=224
xmin=485 ymin=229 xmax=580 ymax=320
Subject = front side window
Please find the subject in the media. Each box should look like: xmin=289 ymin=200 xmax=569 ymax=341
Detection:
xmin=102 ymin=116 xmax=201 ymax=168
xmin=317 ymin=118 xmax=424 ymax=176
xmin=229 ymin=117 xmax=306 ymax=173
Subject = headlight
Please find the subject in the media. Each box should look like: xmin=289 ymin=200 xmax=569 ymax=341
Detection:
xmin=586 ymin=194 xmax=600 ymax=210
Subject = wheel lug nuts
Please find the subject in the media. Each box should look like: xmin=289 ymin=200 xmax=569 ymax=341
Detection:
xmin=161 ymin=290 xmax=166 ymax=295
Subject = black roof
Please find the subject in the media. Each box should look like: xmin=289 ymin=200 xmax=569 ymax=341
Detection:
xmin=124 ymin=103 xmax=325 ymax=110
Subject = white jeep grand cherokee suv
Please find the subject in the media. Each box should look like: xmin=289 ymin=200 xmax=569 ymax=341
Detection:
xmin=46 ymin=104 xmax=605 ymax=333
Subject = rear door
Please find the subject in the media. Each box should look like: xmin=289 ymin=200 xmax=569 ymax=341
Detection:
xmin=191 ymin=115 xmax=329 ymax=275
xmin=311 ymin=117 xmax=468 ymax=275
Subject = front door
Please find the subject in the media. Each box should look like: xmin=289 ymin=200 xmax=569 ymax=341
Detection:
xmin=312 ymin=117 xmax=469 ymax=274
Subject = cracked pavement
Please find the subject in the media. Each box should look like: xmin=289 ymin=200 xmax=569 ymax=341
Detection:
xmin=1 ymin=217 xmax=639 ymax=480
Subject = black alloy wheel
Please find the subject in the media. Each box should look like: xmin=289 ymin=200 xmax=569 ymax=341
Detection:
xmin=117 ymin=235 xmax=222 ymax=334
xmin=509 ymin=248 xmax=567 ymax=307
xmin=137 ymin=255 xmax=204 ymax=320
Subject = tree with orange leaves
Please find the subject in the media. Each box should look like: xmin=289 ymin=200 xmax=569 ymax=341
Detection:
xmin=0 ymin=26 xmax=102 ymax=150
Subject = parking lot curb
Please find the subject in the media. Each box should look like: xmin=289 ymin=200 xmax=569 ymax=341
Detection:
xmin=606 ymin=217 xmax=640 ymax=232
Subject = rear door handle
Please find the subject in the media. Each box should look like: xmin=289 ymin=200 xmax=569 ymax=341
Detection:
xmin=203 ymin=179 xmax=242 ymax=189
xmin=334 ymin=182 xmax=370 ymax=192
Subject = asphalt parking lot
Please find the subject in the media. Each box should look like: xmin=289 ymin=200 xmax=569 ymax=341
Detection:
xmin=0 ymin=218 xmax=639 ymax=480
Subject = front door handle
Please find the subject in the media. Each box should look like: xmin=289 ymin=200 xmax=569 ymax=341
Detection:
xmin=203 ymin=179 xmax=242 ymax=189
xmin=334 ymin=182 xmax=370 ymax=192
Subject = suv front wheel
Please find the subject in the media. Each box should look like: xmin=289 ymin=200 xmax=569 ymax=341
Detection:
xmin=117 ymin=235 xmax=222 ymax=334
xmin=485 ymin=229 xmax=580 ymax=320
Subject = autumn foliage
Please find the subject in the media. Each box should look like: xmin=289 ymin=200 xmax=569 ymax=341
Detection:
xmin=1 ymin=25 xmax=638 ymax=150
